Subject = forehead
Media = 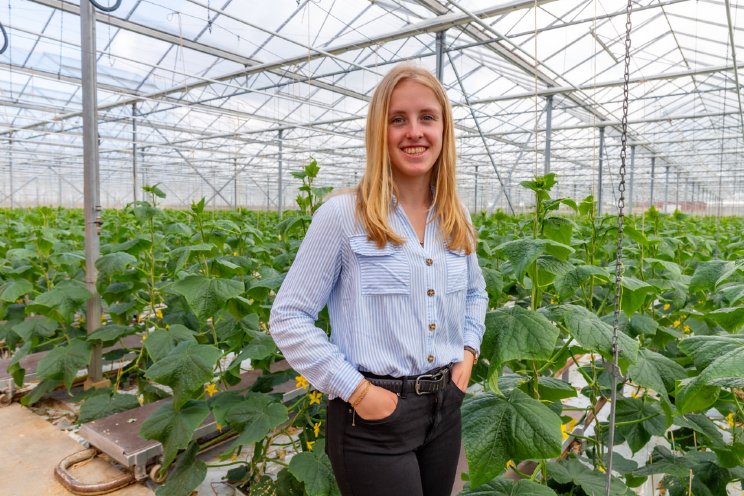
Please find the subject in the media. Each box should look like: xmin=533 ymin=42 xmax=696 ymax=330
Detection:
xmin=388 ymin=79 xmax=442 ymax=112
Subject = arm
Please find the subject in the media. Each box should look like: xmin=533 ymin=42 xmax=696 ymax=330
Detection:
xmin=452 ymin=246 xmax=489 ymax=392
xmin=269 ymin=200 xmax=364 ymax=401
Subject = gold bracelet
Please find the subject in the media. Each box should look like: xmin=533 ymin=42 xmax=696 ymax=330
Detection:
xmin=350 ymin=380 xmax=371 ymax=408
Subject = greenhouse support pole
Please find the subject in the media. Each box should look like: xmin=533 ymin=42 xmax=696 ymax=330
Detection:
xmin=80 ymin=0 xmax=105 ymax=386
xmin=278 ymin=129 xmax=283 ymax=216
xmin=544 ymin=95 xmax=553 ymax=174
xmin=474 ymin=164 xmax=479 ymax=213
xmin=435 ymin=31 xmax=446 ymax=81
xmin=664 ymin=166 xmax=670 ymax=212
xmin=132 ymin=103 xmax=137 ymax=203
xmin=233 ymin=158 xmax=238 ymax=209
xmin=7 ymin=133 xmax=13 ymax=209
xmin=649 ymin=156 xmax=656 ymax=208
xmin=597 ymin=126 xmax=605 ymax=216
xmin=628 ymin=144 xmax=635 ymax=213
xmin=675 ymin=171 xmax=680 ymax=210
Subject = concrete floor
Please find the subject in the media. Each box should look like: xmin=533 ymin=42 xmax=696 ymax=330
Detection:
xmin=0 ymin=403 xmax=152 ymax=496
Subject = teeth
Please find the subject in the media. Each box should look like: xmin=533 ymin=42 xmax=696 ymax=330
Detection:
xmin=402 ymin=146 xmax=426 ymax=154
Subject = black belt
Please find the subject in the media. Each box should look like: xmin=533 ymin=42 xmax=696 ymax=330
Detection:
xmin=363 ymin=366 xmax=451 ymax=395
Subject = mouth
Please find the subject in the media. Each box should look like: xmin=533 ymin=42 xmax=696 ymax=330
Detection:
xmin=400 ymin=146 xmax=428 ymax=156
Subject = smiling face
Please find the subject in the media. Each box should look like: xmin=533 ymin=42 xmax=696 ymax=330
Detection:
xmin=386 ymin=79 xmax=444 ymax=183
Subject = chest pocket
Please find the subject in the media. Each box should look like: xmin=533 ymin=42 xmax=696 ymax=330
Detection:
xmin=349 ymin=235 xmax=410 ymax=295
xmin=446 ymin=249 xmax=468 ymax=293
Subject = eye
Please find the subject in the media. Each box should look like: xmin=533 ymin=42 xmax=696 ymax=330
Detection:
xmin=422 ymin=114 xmax=435 ymax=121
xmin=390 ymin=116 xmax=405 ymax=125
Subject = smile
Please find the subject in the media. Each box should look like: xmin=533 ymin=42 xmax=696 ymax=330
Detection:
xmin=401 ymin=146 xmax=427 ymax=155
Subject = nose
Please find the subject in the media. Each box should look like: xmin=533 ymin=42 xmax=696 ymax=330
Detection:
xmin=405 ymin=122 xmax=423 ymax=139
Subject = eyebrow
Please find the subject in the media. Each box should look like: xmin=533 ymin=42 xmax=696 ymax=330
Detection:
xmin=388 ymin=107 xmax=441 ymax=115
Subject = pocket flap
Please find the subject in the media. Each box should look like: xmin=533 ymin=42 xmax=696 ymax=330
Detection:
xmin=349 ymin=235 xmax=397 ymax=256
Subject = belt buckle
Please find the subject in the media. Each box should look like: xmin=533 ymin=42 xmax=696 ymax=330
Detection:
xmin=414 ymin=373 xmax=434 ymax=395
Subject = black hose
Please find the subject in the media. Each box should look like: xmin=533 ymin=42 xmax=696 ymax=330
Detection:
xmin=0 ymin=21 xmax=8 ymax=55
xmin=89 ymin=0 xmax=122 ymax=12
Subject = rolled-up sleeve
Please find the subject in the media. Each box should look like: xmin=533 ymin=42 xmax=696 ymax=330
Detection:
xmin=463 ymin=250 xmax=488 ymax=354
xmin=268 ymin=200 xmax=364 ymax=401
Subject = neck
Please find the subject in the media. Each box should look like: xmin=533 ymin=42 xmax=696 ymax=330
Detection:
xmin=393 ymin=173 xmax=433 ymax=209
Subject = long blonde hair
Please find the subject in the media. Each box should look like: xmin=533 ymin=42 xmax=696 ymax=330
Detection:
xmin=355 ymin=63 xmax=475 ymax=254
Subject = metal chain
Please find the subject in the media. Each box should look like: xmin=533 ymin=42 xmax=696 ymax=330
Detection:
xmin=605 ymin=0 xmax=632 ymax=494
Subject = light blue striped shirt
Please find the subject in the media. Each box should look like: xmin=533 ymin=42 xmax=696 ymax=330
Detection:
xmin=268 ymin=192 xmax=488 ymax=401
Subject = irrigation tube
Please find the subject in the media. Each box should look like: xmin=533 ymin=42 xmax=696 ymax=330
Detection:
xmin=89 ymin=0 xmax=122 ymax=12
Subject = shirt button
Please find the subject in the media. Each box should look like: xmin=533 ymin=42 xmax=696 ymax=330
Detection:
xmin=427 ymin=289 xmax=435 ymax=297
xmin=427 ymin=355 xmax=434 ymax=363
xmin=425 ymin=258 xmax=433 ymax=266
xmin=428 ymin=323 xmax=436 ymax=331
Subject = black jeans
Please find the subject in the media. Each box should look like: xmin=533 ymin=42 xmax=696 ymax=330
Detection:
xmin=325 ymin=377 xmax=465 ymax=496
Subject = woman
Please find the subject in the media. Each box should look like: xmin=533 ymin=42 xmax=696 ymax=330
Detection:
xmin=269 ymin=63 xmax=488 ymax=496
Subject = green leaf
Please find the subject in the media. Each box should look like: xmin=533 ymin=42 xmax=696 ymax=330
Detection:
xmin=288 ymin=440 xmax=340 ymax=496
xmin=677 ymin=338 xmax=744 ymax=413
xmin=628 ymin=349 xmax=686 ymax=400
xmin=12 ymin=316 xmax=58 ymax=341
xmin=232 ymin=332 xmax=277 ymax=362
xmin=496 ymin=239 xmax=543 ymax=283
xmin=482 ymin=306 xmax=559 ymax=369
xmin=620 ymin=277 xmax=657 ymax=315
xmin=548 ymin=457 xmax=631 ymax=496
xmin=605 ymin=397 xmax=669 ymax=454
xmin=140 ymin=400 xmax=209 ymax=471
xmin=170 ymin=275 xmax=244 ymax=321
xmin=144 ymin=325 xmax=197 ymax=362
xmin=632 ymin=445 xmax=692 ymax=478
xmin=79 ymin=390 xmax=140 ymax=423
xmin=28 ymin=281 xmax=91 ymax=323
xmin=0 ymin=279 xmax=33 ymax=302
xmin=553 ymin=265 xmax=609 ymax=299
xmin=629 ymin=314 xmax=658 ymax=337
xmin=461 ymin=477 xmax=557 ymax=495
xmin=155 ymin=442 xmax=206 ymax=496
xmin=36 ymin=339 xmax=91 ymax=390
xmin=144 ymin=341 xmax=221 ymax=408
xmin=87 ymin=324 xmax=137 ymax=345
xmin=543 ymin=216 xmax=573 ymax=245
xmin=556 ymin=305 xmax=638 ymax=367
xmin=462 ymin=390 xmax=562 ymax=488
xmin=225 ymin=393 xmax=289 ymax=448
xmin=533 ymin=376 xmax=577 ymax=402
xmin=96 ymin=251 xmax=137 ymax=277
xmin=705 ymin=306 xmax=744 ymax=332
xmin=678 ymin=334 xmax=744 ymax=369
xmin=673 ymin=414 xmax=725 ymax=449
xmin=718 ymin=283 xmax=744 ymax=305
xmin=689 ymin=260 xmax=737 ymax=293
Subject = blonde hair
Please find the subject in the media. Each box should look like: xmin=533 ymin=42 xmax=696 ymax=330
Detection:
xmin=355 ymin=63 xmax=475 ymax=254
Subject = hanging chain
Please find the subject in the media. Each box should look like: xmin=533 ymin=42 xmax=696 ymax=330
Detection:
xmin=606 ymin=0 xmax=632 ymax=494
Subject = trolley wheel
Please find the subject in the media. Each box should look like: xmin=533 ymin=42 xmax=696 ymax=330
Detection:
xmin=149 ymin=464 xmax=167 ymax=484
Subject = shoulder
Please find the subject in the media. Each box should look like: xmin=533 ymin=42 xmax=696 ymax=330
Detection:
xmin=312 ymin=190 xmax=357 ymax=232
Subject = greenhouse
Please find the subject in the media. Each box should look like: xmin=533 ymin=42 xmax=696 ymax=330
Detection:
xmin=1 ymin=0 xmax=743 ymax=495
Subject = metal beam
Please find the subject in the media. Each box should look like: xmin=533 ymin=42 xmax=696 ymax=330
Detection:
xmin=597 ymin=127 xmax=605 ymax=215
xmin=436 ymin=30 xmax=446 ymax=81
xmin=544 ymin=95 xmax=553 ymax=175
xmin=650 ymin=156 xmax=656 ymax=207
xmin=628 ymin=145 xmax=635 ymax=213
xmin=80 ymin=0 xmax=103 ymax=383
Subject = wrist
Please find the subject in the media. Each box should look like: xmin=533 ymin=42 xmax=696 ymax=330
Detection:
xmin=464 ymin=346 xmax=478 ymax=365
xmin=349 ymin=379 xmax=371 ymax=407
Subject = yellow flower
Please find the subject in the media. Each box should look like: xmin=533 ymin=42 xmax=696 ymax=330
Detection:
xmin=233 ymin=251 xmax=238 ymax=256
xmin=141 ymin=333 xmax=148 ymax=342
xmin=306 ymin=440 xmax=315 ymax=451
xmin=598 ymin=466 xmax=606 ymax=473
xmin=100 ymin=314 xmax=106 ymax=323
xmin=308 ymin=391 xmax=322 ymax=405
xmin=683 ymin=325 xmax=691 ymax=334
xmin=137 ymin=394 xmax=144 ymax=406
xmin=313 ymin=422 xmax=321 ymax=438
xmin=205 ymin=383 xmax=218 ymax=397
xmin=727 ymin=413 xmax=735 ymax=427
xmin=216 ymin=423 xmax=223 ymax=432
xmin=155 ymin=308 xmax=163 ymax=319
xmin=295 ymin=375 xmax=309 ymax=389
xmin=165 ymin=324 xmax=170 ymax=330
xmin=673 ymin=320 xmax=681 ymax=328
xmin=550 ymin=298 xmax=557 ymax=305
xmin=561 ymin=419 xmax=577 ymax=441
xmin=505 ymin=460 xmax=516 ymax=470
xmin=663 ymin=303 xmax=670 ymax=310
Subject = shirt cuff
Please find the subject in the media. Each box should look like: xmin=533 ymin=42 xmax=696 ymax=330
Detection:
xmin=327 ymin=364 xmax=366 ymax=402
